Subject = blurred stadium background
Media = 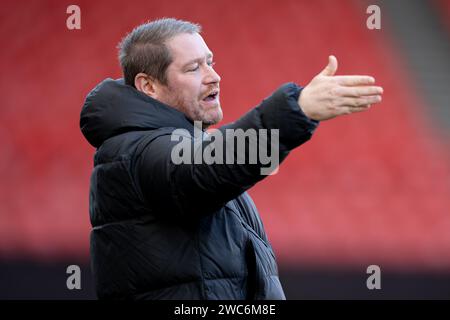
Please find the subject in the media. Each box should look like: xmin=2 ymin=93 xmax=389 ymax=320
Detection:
xmin=1 ymin=0 xmax=449 ymax=299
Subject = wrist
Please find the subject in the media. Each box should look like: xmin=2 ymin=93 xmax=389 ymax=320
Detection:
xmin=298 ymin=88 xmax=313 ymax=120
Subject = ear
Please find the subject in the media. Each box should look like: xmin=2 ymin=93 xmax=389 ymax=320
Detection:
xmin=134 ymin=73 xmax=159 ymax=99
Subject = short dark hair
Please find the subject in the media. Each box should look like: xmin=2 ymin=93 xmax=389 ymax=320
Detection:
xmin=118 ymin=18 xmax=201 ymax=87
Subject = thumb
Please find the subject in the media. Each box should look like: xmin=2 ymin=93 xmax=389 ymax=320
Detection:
xmin=318 ymin=55 xmax=338 ymax=76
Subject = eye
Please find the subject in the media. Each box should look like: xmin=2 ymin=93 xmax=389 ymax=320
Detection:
xmin=187 ymin=64 xmax=199 ymax=72
xmin=207 ymin=61 xmax=216 ymax=67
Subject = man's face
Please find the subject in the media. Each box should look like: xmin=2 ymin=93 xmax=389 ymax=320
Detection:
xmin=158 ymin=33 xmax=222 ymax=127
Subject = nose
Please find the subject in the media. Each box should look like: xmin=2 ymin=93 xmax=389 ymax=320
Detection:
xmin=203 ymin=65 xmax=221 ymax=84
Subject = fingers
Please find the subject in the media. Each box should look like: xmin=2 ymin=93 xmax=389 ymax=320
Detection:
xmin=334 ymin=75 xmax=375 ymax=86
xmin=335 ymin=86 xmax=383 ymax=97
xmin=318 ymin=55 xmax=338 ymax=77
xmin=339 ymin=95 xmax=382 ymax=108
xmin=340 ymin=105 xmax=371 ymax=115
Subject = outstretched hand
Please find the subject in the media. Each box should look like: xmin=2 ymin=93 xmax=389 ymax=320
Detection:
xmin=298 ymin=55 xmax=383 ymax=121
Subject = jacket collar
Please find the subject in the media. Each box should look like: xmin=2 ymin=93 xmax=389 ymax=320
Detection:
xmin=80 ymin=78 xmax=195 ymax=148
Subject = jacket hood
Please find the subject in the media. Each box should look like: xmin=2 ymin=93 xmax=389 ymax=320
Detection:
xmin=80 ymin=78 xmax=193 ymax=148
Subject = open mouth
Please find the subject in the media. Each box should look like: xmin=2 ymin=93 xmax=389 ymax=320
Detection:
xmin=203 ymin=91 xmax=219 ymax=101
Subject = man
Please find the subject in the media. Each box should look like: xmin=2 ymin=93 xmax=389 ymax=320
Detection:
xmin=80 ymin=18 xmax=383 ymax=300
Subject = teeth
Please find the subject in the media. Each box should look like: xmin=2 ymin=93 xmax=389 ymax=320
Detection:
xmin=203 ymin=90 xmax=219 ymax=100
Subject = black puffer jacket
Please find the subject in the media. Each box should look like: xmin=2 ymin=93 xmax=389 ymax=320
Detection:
xmin=80 ymin=78 xmax=319 ymax=300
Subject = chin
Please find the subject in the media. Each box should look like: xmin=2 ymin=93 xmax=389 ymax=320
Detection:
xmin=202 ymin=108 xmax=223 ymax=126
xmin=211 ymin=111 xmax=224 ymax=125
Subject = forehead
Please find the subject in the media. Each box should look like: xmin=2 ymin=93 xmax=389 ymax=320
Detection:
xmin=166 ymin=33 xmax=212 ymax=65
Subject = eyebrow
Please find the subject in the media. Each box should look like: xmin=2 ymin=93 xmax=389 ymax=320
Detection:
xmin=181 ymin=52 xmax=214 ymax=68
